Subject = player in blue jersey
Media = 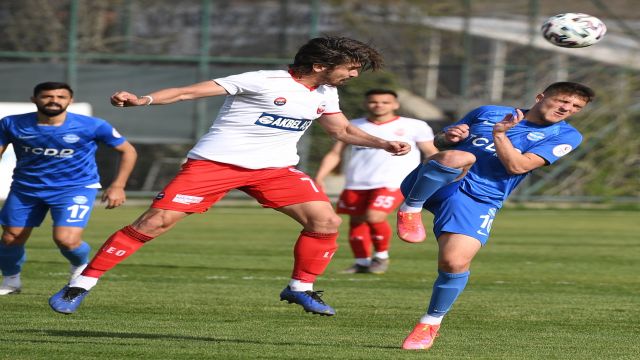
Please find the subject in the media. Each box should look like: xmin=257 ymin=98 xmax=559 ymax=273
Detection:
xmin=395 ymin=82 xmax=595 ymax=350
xmin=0 ymin=82 xmax=137 ymax=295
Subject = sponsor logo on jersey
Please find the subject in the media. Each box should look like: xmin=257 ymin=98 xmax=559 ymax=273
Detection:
xmin=63 ymin=134 xmax=80 ymax=143
xmin=317 ymin=103 xmax=327 ymax=114
xmin=172 ymin=194 xmax=204 ymax=204
xmin=155 ymin=192 xmax=165 ymax=200
xmin=527 ymin=132 xmax=545 ymax=141
xmin=468 ymin=134 xmax=522 ymax=156
xmin=20 ymin=146 xmax=74 ymax=158
xmin=255 ymin=113 xmax=312 ymax=131
xmin=274 ymin=97 xmax=287 ymax=106
xmin=552 ymin=144 xmax=573 ymax=157
xmin=73 ymin=196 xmax=89 ymax=205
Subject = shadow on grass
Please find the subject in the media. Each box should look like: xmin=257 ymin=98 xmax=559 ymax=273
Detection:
xmin=11 ymin=329 xmax=398 ymax=349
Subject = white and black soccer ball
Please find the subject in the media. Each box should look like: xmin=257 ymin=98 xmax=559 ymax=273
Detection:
xmin=541 ymin=13 xmax=607 ymax=48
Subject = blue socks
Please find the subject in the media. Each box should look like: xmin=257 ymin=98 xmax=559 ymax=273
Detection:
xmin=59 ymin=241 xmax=91 ymax=266
xmin=0 ymin=243 xmax=26 ymax=276
xmin=404 ymin=160 xmax=462 ymax=208
xmin=426 ymin=270 xmax=470 ymax=318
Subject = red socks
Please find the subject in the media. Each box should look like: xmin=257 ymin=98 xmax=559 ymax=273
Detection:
xmin=369 ymin=221 xmax=391 ymax=253
xmin=291 ymin=231 xmax=338 ymax=283
xmin=348 ymin=222 xmax=372 ymax=258
xmin=82 ymin=226 xmax=154 ymax=278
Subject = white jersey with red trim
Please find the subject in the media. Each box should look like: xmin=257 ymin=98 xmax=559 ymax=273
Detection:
xmin=188 ymin=70 xmax=340 ymax=169
xmin=344 ymin=116 xmax=434 ymax=189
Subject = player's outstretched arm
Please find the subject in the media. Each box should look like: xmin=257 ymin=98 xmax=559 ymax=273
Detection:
xmin=110 ymin=80 xmax=229 ymax=107
xmin=101 ymin=141 xmax=137 ymax=209
xmin=317 ymin=113 xmax=411 ymax=155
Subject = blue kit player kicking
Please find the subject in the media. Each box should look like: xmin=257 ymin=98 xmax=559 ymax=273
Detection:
xmin=0 ymin=82 xmax=137 ymax=295
xmin=395 ymin=82 xmax=594 ymax=350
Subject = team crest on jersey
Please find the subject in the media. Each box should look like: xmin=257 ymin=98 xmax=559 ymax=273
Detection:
xmin=255 ymin=113 xmax=312 ymax=131
xmin=317 ymin=102 xmax=327 ymax=114
xmin=527 ymin=132 xmax=545 ymax=141
xmin=63 ymin=134 xmax=80 ymax=143
xmin=73 ymin=196 xmax=89 ymax=205
xmin=552 ymin=144 xmax=573 ymax=157
xmin=274 ymin=97 xmax=287 ymax=106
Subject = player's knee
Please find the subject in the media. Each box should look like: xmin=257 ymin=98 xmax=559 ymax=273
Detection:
xmin=438 ymin=258 xmax=471 ymax=273
xmin=1 ymin=230 xmax=28 ymax=246
xmin=432 ymin=150 xmax=476 ymax=169
xmin=307 ymin=213 xmax=342 ymax=233
xmin=327 ymin=213 xmax=342 ymax=230
xmin=52 ymin=237 xmax=82 ymax=250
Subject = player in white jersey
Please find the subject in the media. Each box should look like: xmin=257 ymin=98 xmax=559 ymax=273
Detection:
xmin=315 ymin=89 xmax=437 ymax=274
xmin=49 ymin=36 xmax=411 ymax=317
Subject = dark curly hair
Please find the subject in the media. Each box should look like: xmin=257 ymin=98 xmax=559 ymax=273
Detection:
xmin=289 ymin=36 xmax=384 ymax=75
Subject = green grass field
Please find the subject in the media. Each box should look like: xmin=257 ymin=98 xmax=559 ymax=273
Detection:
xmin=1 ymin=204 xmax=638 ymax=359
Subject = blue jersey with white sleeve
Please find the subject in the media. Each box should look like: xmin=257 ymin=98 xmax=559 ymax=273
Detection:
xmin=0 ymin=112 xmax=126 ymax=190
xmin=448 ymin=105 xmax=582 ymax=207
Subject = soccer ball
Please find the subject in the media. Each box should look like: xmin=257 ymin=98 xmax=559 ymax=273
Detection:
xmin=541 ymin=13 xmax=607 ymax=48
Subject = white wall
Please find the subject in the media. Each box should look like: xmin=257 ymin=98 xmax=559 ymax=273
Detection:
xmin=0 ymin=103 xmax=92 ymax=200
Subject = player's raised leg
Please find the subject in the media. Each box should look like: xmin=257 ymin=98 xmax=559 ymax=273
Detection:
xmin=397 ymin=152 xmax=471 ymax=243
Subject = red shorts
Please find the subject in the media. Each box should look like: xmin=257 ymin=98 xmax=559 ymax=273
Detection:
xmin=152 ymin=159 xmax=330 ymax=213
xmin=336 ymin=188 xmax=404 ymax=216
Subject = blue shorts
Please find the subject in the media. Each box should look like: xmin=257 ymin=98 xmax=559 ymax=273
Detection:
xmin=401 ymin=168 xmax=498 ymax=245
xmin=0 ymin=186 xmax=98 ymax=228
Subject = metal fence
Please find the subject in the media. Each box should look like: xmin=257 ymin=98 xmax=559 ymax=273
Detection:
xmin=1 ymin=0 xmax=638 ymax=202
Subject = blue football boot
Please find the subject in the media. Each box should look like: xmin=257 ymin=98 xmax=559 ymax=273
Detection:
xmin=279 ymin=286 xmax=336 ymax=316
xmin=49 ymin=285 xmax=90 ymax=314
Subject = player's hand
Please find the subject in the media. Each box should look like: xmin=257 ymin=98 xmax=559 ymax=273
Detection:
xmin=110 ymin=91 xmax=147 ymax=107
xmin=444 ymin=124 xmax=470 ymax=144
xmin=101 ymin=186 xmax=126 ymax=209
xmin=385 ymin=141 xmax=411 ymax=156
xmin=493 ymin=109 xmax=524 ymax=134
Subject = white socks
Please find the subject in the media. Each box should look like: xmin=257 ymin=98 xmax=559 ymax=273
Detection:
xmin=1 ymin=273 xmax=21 ymax=288
xmin=399 ymin=203 xmax=423 ymax=213
xmin=69 ymin=275 xmax=99 ymax=290
xmin=420 ymin=314 xmax=444 ymax=325
xmin=288 ymin=279 xmax=313 ymax=292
